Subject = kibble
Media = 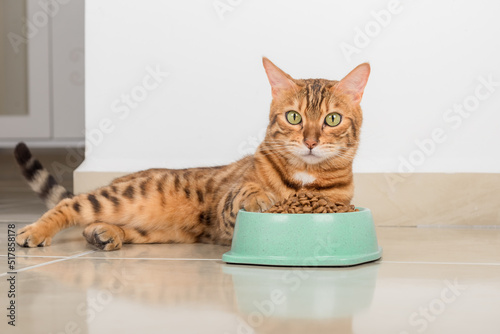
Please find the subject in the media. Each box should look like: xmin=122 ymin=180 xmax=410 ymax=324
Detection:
xmin=265 ymin=191 xmax=358 ymax=214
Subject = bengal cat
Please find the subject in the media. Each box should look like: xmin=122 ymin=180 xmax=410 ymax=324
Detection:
xmin=15 ymin=58 xmax=370 ymax=250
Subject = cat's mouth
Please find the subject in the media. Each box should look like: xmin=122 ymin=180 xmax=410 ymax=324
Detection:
xmin=299 ymin=150 xmax=326 ymax=164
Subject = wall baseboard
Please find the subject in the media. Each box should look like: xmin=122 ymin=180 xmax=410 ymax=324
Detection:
xmin=353 ymin=173 xmax=500 ymax=227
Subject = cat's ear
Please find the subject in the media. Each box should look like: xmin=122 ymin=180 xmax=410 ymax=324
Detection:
xmin=262 ymin=57 xmax=298 ymax=99
xmin=335 ymin=63 xmax=371 ymax=104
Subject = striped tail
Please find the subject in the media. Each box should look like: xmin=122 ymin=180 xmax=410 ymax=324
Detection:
xmin=14 ymin=142 xmax=73 ymax=209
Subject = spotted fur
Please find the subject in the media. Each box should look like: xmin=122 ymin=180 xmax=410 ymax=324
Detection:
xmin=15 ymin=58 xmax=370 ymax=250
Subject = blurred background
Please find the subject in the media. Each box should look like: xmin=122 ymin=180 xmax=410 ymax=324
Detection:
xmin=0 ymin=0 xmax=84 ymax=145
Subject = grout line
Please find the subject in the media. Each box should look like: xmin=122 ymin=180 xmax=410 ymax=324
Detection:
xmin=0 ymin=254 xmax=222 ymax=262
xmin=0 ymin=250 xmax=95 ymax=277
xmin=0 ymin=254 xmax=498 ymax=266
xmin=381 ymin=260 xmax=500 ymax=266
xmin=0 ymin=254 xmax=68 ymax=259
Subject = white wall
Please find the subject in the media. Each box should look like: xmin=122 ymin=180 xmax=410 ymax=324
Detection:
xmin=84 ymin=0 xmax=500 ymax=174
xmin=52 ymin=0 xmax=85 ymax=139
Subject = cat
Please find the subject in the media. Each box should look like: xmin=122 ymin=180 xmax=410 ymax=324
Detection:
xmin=15 ymin=58 xmax=370 ymax=250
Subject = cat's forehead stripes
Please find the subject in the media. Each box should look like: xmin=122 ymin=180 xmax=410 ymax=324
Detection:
xmin=302 ymin=79 xmax=329 ymax=119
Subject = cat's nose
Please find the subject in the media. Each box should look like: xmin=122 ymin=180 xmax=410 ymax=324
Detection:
xmin=304 ymin=138 xmax=319 ymax=150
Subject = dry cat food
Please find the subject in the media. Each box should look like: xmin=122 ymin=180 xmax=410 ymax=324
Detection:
xmin=265 ymin=191 xmax=358 ymax=214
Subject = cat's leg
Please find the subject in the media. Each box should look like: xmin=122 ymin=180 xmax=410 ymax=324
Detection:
xmin=240 ymin=186 xmax=276 ymax=212
xmin=217 ymin=182 xmax=276 ymax=240
xmin=16 ymin=196 xmax=95 ymax=248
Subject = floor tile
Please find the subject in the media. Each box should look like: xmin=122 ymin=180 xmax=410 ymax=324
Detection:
xmin=0 ymin=259 xmax=236 ymax=334
xmin=80 ymin=242 xmax=230 ymax=260
xmin=1 ymin=259 xmax=499 ymax=334
xmin=353 ymin=263 xmax=500 ymax=334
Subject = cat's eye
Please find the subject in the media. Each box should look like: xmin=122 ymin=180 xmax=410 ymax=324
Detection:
xmin=324 ymin=112 xmax=342 ymax=127
xmin=286 ymin=111 xmax=302 ymax=125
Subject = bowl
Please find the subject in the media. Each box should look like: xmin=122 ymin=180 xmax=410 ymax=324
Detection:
xmin=222 ymin=207 xmax=382 ymax=267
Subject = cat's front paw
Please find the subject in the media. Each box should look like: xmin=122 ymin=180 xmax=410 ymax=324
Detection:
xmin=83 ymin=223 xmax=124 ymax=251
xmin=16 ymin=223 xmax=53 ymax=248
xmin=243 ymin=192 xmax=275 ymax=213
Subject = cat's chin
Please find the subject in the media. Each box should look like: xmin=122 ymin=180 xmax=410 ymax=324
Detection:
xmin=297 ymin=153 xmax=328 ymax=165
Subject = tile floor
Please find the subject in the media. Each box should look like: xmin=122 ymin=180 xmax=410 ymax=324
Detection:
xmin=1 ymin=149 xmax=500 ymax=333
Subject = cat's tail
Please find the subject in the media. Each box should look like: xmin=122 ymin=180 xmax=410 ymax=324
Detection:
xmin=14 ymin=142 xmax=74 ymax=209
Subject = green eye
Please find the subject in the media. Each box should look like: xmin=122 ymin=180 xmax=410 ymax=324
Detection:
xmin=286 ymin=111 xmax=302 ymax=125
xmin=325 ymin=112 xmax=342 ymax=127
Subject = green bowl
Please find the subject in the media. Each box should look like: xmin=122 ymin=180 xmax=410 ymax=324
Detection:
xmin=222 ymin=207 xmax=382 ymax=267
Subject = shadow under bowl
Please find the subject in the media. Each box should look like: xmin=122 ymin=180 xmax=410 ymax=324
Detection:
xmin=222 ymin=207 xmax=382 ymax=267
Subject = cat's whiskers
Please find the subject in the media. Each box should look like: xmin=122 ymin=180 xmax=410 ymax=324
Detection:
xmin=262 ymin=139 xmax=290 ymax=145
xmin=258 ymin=147 xmax=289 ymax=157
xmin=258 ymin=141 xmax=298 ymax=158
xmin=261 ymin=143 xmax=290 ymax=148
xmin=260 ymin=142 xmax=287 ymax=149
xmin=261 ymin=140 xmax=297 ymax=150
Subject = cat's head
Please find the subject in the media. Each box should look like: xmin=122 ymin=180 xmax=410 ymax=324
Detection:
xmin=261 ymin=58 xmax=370 ymax=168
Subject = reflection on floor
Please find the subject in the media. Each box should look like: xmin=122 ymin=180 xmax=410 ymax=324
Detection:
xmin=1 ymin=149 xmax=499 ymax=333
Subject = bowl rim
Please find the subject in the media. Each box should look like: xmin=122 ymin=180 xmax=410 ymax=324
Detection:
xmin=238 ymin=207 xmax=370 ymax=216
